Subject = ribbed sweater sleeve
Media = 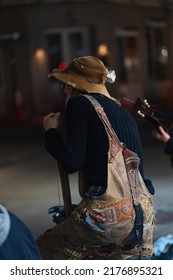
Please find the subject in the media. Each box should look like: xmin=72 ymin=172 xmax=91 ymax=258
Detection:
xmin=165 ymin=137 xmax=173 ymax=155
xmin=164 ymin=137 xmax=173 ymax=167
xmin=44 ymin=96 xmax=87 ymax=173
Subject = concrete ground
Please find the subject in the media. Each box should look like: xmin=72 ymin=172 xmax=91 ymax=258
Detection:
xmin=0 ymin=123 xmax=173 ymax=244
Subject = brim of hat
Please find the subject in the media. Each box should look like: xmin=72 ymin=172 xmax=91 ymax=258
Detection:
xmin=48 ymin=68 xmax=111 ymax=98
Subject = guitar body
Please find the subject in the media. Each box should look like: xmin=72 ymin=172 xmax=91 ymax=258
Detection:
xmin=48 ymin=162 xmax=77 ymax=224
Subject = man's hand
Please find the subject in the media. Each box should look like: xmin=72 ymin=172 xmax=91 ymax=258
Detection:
xmin=152 ymin=125 xmax=170 ymax=143
xmin=43 ymin=112 xmax=61 ymax=132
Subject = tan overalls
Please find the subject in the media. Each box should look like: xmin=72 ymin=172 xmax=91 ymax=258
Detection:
xmin=37 ymin=95 xmax=154 ymax=260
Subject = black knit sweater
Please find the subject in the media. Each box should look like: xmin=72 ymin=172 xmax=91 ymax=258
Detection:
xmin=44 ymin=93 xmax=154 ymax=194
xmin=165 ymin=137 xmax=173 ymax=167
xmin=165 ymin=137 xmax=173 ymax=155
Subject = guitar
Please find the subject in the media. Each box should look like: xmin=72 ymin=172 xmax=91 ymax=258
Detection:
xmin=122 ymin=97 xmax=167 ymax=132
xmin=48 ymin=162 xmax=74 ymax=224
xmin=48 ymin=120 xmax=75 ymax=224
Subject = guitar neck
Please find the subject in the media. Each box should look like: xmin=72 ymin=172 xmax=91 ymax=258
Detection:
xmin=57 ymin=162 xmax=73 ymax=218
xmin=144 ymin=113 xmax=167 ymax=132
xmin=128 ymin=98 xmax=167 ymax=132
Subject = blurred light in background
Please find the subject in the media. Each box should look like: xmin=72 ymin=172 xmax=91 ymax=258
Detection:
xmin=35 ymin=48 xmax=46 ymax=63
xmin=57 ymin=61 xmax=68 ymax=70
xmin=159 ymin=46 xmax=168 ymax=65
xmin=97 ymin=43 xmax=109 ymax=57
xmin=161 ymin=46 xmax=168 ymax=57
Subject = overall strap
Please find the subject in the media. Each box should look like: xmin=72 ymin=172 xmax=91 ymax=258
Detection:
xmin=83 ymin=94 xmax=122 ymax=162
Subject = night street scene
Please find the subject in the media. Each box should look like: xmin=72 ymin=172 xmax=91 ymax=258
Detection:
xmin=1 ymin=0 xmax=173 ymax=262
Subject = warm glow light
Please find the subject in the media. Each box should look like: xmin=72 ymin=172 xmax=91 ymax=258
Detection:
xmin=124 ymin=57 xmax=132 ymax=69
xmin=98 ymin=43 xmax=109 ymax=56
xmin=35 ymin=48 xmax=46 ymax=61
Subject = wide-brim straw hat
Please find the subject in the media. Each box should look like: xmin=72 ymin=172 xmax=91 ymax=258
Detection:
xmin=48 ymin=56 xmax=116 ymax=99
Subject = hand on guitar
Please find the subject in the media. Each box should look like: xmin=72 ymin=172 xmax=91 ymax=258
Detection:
xmin=152 ymin=125 xmax=170 ymax=143
xmin=43 ymin=112 xmax=61 ymax=132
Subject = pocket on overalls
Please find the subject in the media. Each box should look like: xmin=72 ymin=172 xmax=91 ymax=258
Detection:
xmin=83 ymin=199 xmax=135 ymax=244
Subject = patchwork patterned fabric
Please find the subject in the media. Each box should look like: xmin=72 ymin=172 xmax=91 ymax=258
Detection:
xmin=88 ymin=199 xmax=133 ymax=226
